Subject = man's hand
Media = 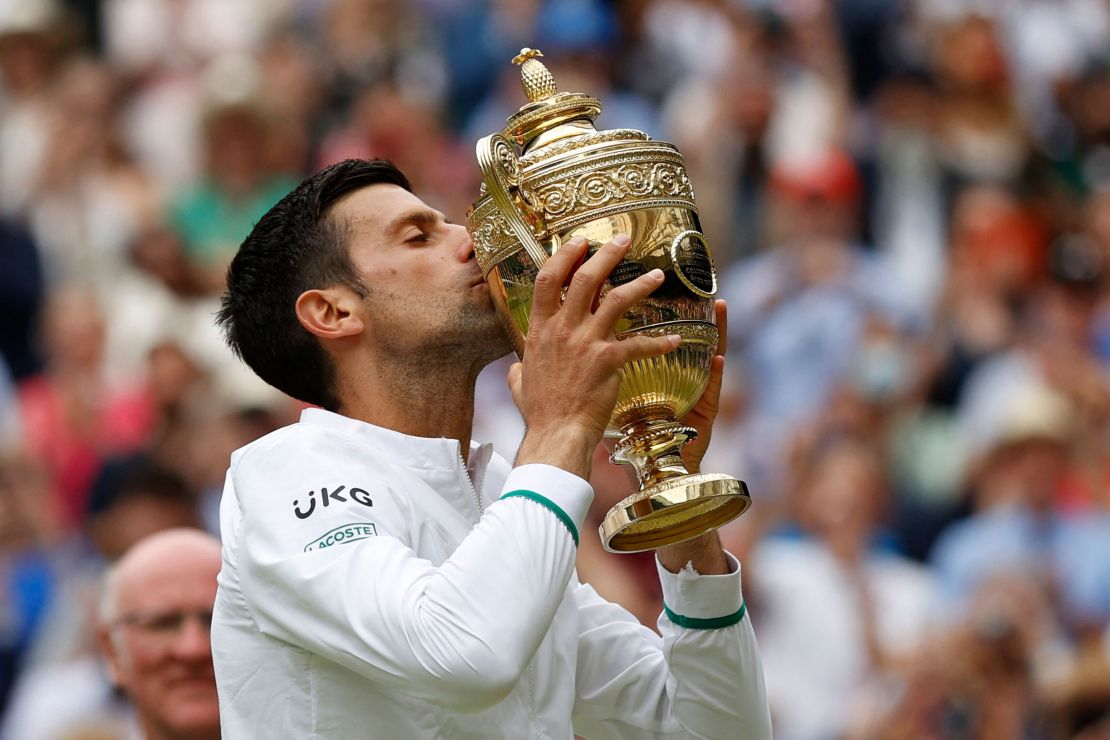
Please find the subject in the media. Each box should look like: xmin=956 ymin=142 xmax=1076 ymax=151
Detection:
xmin=659 ymin=299 xmax=731 ymax=575
xmin=510 ymin=235 xmax=679 ymax=480
xmin=678 ymin=299 xmax=728 ymax=475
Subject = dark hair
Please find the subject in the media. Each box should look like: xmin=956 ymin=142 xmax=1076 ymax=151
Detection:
xmin=1047 ymin=233 xmax=1104 ymax=294
xmin=217 ymin=159 xmax=411 ymax=410
xmin=88 ymin=455 xmax=195 ymax=519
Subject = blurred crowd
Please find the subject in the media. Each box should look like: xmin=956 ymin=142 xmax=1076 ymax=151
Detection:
xmin=1 ymin=0 xmax=1109 ymax=738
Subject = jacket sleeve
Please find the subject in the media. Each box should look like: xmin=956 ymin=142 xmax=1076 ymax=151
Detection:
xmin=226 ymin=431 xmax=593 ymax=712
xmin=571 ymin=553 xmax=772 ymax=739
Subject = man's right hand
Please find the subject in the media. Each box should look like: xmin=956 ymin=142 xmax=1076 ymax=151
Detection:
xmin=510 ymin=234 xmax=680 ymax=480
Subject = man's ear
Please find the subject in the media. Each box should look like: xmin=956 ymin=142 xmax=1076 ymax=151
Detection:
xmin=295 ymin=288 xmax=366 ymax=340
xmin=98 ymin=626 xmax=125 ymax=688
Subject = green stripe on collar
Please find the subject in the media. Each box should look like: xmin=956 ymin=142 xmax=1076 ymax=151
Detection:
xmin=664 ymin=601 xmax=747 ymax=630
xmin=501 ymin=490 xmax=579 ymax=546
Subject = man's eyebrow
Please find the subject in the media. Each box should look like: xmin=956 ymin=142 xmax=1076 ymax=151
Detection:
xmin=384 ymin=208 xmax=445 ymax=236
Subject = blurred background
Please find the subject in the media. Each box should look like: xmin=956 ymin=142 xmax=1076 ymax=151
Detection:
xmin=0 ymin=0 xmax=1109 ymax=738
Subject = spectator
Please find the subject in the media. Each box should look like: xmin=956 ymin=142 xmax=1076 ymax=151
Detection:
xmin=318 ymin=81 xmax=476 ymax=220
xmin=933 ymin=385 xmax=1110 ymax=635
xmin=957 ymin=232 xmax=1106 ymax=457
xmin=1 ymin=462 xmax=203 ymax=740
xmin=98 ymin=529 xmax=221 ymax=740
xmin=17 ymin=285 xmax=155 ymax=532
xmin=0 ymin=449 xmax=54 ymax=715
xmin=847 ymin=572 xmax=1060 ymax=740
xmin=0 ymin=217 xmax=46 ymax=382
xmin=169 ymin=101 xmax=297 ymax=292
xmin=721 ymin=149 xmax=917 ymax=493
xmin=29 ymin=57 xmax=163 ymax=291
xmin=86 ymin=457 xmax=202 ymax=562
xmin=930 ymin=14 xmax=1031 ymax=189
xmin=0 ymin=0 xmax=64 ymax=218
xmin=749 ymin=437 xmax=939 ymax=740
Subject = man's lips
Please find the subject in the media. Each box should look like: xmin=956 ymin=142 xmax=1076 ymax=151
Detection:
xmin=166 ymin=672 xmax=217 ymax=692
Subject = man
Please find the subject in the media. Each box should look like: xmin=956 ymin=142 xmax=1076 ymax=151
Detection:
xmin=98 ymin=528 xmax=222 ymax=740
xmin=211 ymin=158 xmax=771 ymax=738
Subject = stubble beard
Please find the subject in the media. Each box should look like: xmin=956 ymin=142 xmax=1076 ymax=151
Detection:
xmin=374 ymin=287 xmax=513 ymax=372
xmin=445 ymin=295 xmax=514 ymax=367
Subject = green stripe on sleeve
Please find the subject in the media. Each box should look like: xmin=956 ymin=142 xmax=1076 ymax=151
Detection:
xmin=501 ymin=490 xmax=579 ymax=546
xmin=664 ymin=601 xmax=747 ymax=630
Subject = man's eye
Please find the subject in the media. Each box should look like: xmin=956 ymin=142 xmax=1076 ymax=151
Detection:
xmin=406 ymin=232 xmax=429 ymax=244
xmin=142 ymin=613 xmax=184 ymax=632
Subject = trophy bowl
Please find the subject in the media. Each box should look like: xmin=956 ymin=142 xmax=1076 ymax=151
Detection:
xmin=467 ymin=49 xmax=751 ymax=553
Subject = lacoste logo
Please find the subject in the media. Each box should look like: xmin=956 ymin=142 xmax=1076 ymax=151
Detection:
xmin=304 ymin=523 xmax=378 ymax=552
xmin=293 ymin=485 xmax=373 ymax=519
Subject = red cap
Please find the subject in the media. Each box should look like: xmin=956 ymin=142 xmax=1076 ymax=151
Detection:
xmin=771 ymin=149 xmax=862 ymax=205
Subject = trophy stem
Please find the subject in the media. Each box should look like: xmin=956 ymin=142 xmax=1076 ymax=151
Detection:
xmin=602 ymin=418 xmax=751 ymax=553
xmin=610 ymin=419 xmax=696 ymax=488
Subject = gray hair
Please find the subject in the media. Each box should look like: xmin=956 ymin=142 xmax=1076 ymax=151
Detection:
xmin=98 ymin=562 xmax=121 ymax=627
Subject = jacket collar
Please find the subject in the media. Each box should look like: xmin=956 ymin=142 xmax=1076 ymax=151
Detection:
xmin=299 ymin=407 xmax=493 ymax=478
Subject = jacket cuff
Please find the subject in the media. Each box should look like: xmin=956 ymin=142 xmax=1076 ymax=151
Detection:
xmin=499 ymin=464 xmax=594 ymax=546
xmin=657 ymin=551 xmax=746 ymax=629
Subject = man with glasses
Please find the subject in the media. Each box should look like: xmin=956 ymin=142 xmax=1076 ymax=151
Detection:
xmin=98 ymin=528 xmax=222 ymax=740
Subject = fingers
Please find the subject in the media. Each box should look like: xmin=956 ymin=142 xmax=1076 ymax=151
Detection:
xmin=613 ymin=332 xmax=681 ymax=365
xmin=506 ymin=361 xmax=524 ymax=411
xmin=561 ymin=234 xmax=632 ymax=318
xmin=714 ymin=300 xmax=728 ymax=356
xmin=531 ymin=236 xmax=588 ymax=322
xmin=592 ymin=268 xmax=665 ymax=331
xmin=698 ymin=354 xmax=725 ymax=416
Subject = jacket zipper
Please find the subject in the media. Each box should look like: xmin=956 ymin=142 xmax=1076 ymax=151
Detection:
xmin=458 ymin=449 xmax=484 ymax=518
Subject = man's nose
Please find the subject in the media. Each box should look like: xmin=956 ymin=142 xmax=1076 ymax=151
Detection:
xmin=450 ymin=223 xmax=476 ymax=263
xmin=171 ymin=618 xmax=212 ymax=661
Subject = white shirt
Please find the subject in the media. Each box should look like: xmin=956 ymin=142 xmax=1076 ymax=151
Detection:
xmin=751 ymin=538 xmax=938 ymax=740
xmin=212 ymin=408 xmax=770 ymax=739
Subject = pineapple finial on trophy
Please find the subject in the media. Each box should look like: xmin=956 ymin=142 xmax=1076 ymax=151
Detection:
xmin=512 ymin=48 xmax=558 ymax=102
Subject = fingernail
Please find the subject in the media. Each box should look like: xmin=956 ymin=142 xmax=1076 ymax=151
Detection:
xmin=567 ymin=236 xmax=586 ymax=247
xmin=612 ymin=233 xmax=631 ymax=247
xmin=668 ymin=334 xmax=683 ymax=346
xmin=648 ymin=268 xmax=664 ymax=280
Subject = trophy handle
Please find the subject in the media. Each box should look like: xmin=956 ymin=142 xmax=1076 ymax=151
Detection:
xmin=475 ymin=133 xmax=548 ymax=270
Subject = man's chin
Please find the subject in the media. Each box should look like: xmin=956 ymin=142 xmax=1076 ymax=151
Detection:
xmin=469 ymin=319 xmax=515 ymax=365
xmin=160 ymin=695 xmax=221 ymax=736
xmin=488 ymin=314 xmax=516 ymax=356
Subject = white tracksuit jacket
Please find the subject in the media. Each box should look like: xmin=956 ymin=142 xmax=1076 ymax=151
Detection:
xmin=211 ymin=407 xmax=771 ymax=739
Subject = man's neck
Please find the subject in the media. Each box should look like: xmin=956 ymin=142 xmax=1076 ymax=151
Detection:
xmin=336 ymin=355 xmax=480 ymax=463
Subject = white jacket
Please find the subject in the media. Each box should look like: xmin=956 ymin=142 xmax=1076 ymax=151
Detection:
xmin=211 ymin=408 xmax=771 ymax=739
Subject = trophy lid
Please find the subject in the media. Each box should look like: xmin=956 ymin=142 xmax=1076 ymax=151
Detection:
xmin=504 ymin=48 xmax=602 ymax=149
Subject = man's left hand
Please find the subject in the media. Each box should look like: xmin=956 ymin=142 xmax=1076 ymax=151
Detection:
xmin=679 ymin=300 xmax=728 ymax=475
xmin=656 ymin=300 xmax=731 ymax=576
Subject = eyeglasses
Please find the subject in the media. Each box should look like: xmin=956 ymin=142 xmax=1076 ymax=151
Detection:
xmin=112 ymin=608 xmax=213 ymax=642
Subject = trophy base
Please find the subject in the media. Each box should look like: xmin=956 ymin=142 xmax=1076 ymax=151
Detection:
xmin=599 ymin=474 xmax=751 ymax=554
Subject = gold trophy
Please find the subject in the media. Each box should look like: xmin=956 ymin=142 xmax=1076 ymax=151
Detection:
xmin=467 ymin=49 xmax=751 ymax=553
